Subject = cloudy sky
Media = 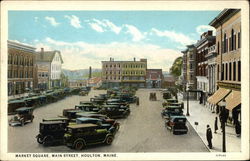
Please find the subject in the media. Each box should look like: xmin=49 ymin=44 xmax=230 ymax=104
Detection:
xmin=9 ymin=11 xmax=220 ymax=71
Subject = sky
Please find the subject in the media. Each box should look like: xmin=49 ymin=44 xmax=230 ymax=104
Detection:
xmin=8 ymin=11 xmax=221 ymax=71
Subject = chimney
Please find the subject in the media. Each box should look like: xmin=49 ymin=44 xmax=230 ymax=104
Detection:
xmin=134 ymin=57 xmax=136 ymax=61
xmin=41 ymin=48 xmax=44 ymax=59
xmin=89 ymin=66 xmax=92 ymax=79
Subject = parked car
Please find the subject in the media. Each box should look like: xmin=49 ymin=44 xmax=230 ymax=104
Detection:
xmin=75 ymin=117 xmax=119 ymax=134
xmin=165 ymin=116 xmax=188 ymax=134
xmin=162 ymin=98 xmax=178 ymax=107
xmin=64 ymin=124 xmax=115 ymax=150
xmin=79 ymin=91 xmax=88 ymax=96
xmin=8 ymin=99 xmax=26 ymax=114
xmin=75 ymin=104 xmax=100 ymax=112
xmin=99 ymin=105 xmax=130 ymax=119
xmin=163 ymin=91 xmax=172 ymax=99
xmin=36 ymin=121 xmax=67 ymax=146
xmin=76 ymin=112 xmax=109 ymax=120
xmin=161 ymin=106 xmax=183 ymax=119
xmin=9 ymin=107 xmax=34 ymax=126
xmin=106 ymin=99 xmax=129 ymax=107
xmin=90 ymin=97 xmax=106 ymax=105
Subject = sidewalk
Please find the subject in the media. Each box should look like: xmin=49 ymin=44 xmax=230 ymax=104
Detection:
xmin=180 ymin=94 xmax=241 ymax=152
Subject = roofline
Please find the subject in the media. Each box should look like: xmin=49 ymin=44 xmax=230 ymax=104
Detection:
xmin=209 ymin=9 xmax=240 ymax=27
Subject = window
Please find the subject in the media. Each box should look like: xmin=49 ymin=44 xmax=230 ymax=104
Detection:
xmin=238 ymin=31 xmax=241 ymax=48
xmin=238 ymin=61 xmax=241 ymax=81
xmin=225 ymin=63 xmax=228 ymax=80
xmin=231 ymin=29 xmax=234 ymax=51
xmin=233 ymin=62 xmax=236 ymax=81
xmin=217 ymin=42 xmax=220 ymax=54
xmin=229 ymin=62 xmax=232 ymax=81
xmin=221 ymin=64 xmax=224 ymax=80
xmin=223 ymin=33 xmax=227 ymax=53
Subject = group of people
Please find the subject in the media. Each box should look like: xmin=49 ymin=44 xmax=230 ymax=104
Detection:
xmin=206 ymin=116 xmax=241 ymax=149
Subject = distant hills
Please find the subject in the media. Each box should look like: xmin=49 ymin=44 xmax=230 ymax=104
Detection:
xmin=62 ymin=68 xmax=102 ymax=80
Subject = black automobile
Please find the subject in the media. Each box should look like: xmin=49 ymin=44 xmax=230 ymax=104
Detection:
xmin=165 ymin=116 xmax=188 ymax=134
xmin=163 ymin=91 xmax=172 ymax=99
xmin=64 ymin=124 xmax=115 ymax=150
xmin=90 ymin=97 xmax=106 ymax=105
xmin=75 ymin=104 xmax=100 ymax=112
xmin=161 ymin=106 xmax=183 ymax=119
xmin=9 ymin=107 xmax=34 ymax=126
xmin=36 ymin=121 xmax=67 ymax=146
xmin=99 ymin=105 xmax=130 ymax=119
xmin=76 ymin=117 xmax=119 ymax=134
xmin=106 ymin=99 xmax=129 ymax=107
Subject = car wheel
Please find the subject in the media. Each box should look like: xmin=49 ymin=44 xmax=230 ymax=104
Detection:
xmin=105 ymin=135 xmax=114 ymax=145
xmin=37 ymin=135 xmax=43 ymax=144
xmin=43 ymin=136 xmax=53 ymax=146
xmin=74 ymin=140 xmax=85 ymax=150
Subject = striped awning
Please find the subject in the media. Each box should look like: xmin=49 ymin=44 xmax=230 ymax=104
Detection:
xmin=207 ymin=88 xmax=231 ymax=105
xmin=225 ymin=90 xmax=241 ymax=111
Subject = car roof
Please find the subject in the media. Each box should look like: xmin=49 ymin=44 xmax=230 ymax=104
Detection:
xmin=16 ymin=107 xmax=33 ymax=111
xmin=76 ymin=117 xmax=101 ymax=121
xmin=40 ymin=121 xmax=66 ymax=125
xmin=43 ymin=117 xmax=68 ymax=121
xmin=67 ymin=123 xmax=98 ymax=129
xmin=76 ymin=112 xmax=105 ymax=117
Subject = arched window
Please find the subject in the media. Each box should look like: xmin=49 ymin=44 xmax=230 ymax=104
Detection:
xmin=224 ymin=33 xmax=227 ymax=53
xmin=231 ymin=29 xmax=234 ymax=51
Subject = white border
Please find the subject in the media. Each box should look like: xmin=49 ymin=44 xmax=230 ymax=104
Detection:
xmin=1 ymin=1 xmax=249 ymax=160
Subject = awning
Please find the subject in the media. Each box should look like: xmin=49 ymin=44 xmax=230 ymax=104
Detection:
xmin=225 ymin=90 xmax=241 ymax=111
xmin=207 ymin=88 xmax=231 ymax=105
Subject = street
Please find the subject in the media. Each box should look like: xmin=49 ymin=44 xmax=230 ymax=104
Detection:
xmin=8 ymin=89 xmax=209 ymax=152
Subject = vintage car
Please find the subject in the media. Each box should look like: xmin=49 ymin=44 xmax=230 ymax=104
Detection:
xmin=79 ymin=90 xmax=88 ymax=96
xmin=161 ymin=106 xmax=183 ymax=119
xmin=163 ymin=91 xmax=172 ymax=99
xmin=42 ymin=117 xmax=70 ymax=124
xmin=99 ymin=105 xmax=130 ymax=119
xmin=76 ymin=112 xmax=109 ymax=120
xmin=165 ymin=116 xmax=188 ymax=135
xmin=106 ymin=99 xmax=129 ymax=107
xmin=75 ymin=117 xmax=119 ymax=134
xmin=75 ymin=104 xmax=100 ymax=112
xmin=9 ymin=107 xmax=34 ymax=126
xmin=149 ymin=92 xmax=157 ymax=101
xmin=90 ymin=97 xmax=106 ymax=105
xmin=36 ymin=121 xmax=67 ymax=146
xmin=64 ymin=123 xmax=115 ymax=150
xmin=162 ymin=98 xmax=178 ymax=107
xmin=79 ymin=101 xmax=94 ymax=105
xmin=8 ymin=99 xmax=26 ymax=114
xmin=62 ymin=109 xmax=83 ymax=120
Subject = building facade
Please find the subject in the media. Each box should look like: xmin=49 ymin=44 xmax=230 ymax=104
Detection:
xmin=208 ymin=9 xmax=241 ymax=124
xmin=68 ymin=79 xmax=87 ymax=88
xmin=207 ymin=44 xmax=217 ymax=94
xmin=195 ymin=31 xmax=216 ymax=103
xmin=162 ymin=74 xmax=176 ymax=88
xmin=8 ymin=40 xmax=36 ymax=96
xmin=182 ymin=45 xmax=197 ymax=98
xmin=36 ymin=48 xmax=64 ymax=89
xmin=146 ymin=69 xmax=163 ymax=88
xmin=102 ymin=58 xmax=147 ymax=88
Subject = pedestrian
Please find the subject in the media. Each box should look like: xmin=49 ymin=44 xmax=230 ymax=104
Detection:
xmin=199 ymin=95 xmax=202 ymax=104
xmin=214 ymin=117 xmax=218 ymax=133
xmin=206 ymin=125 xmax=213 ymax=149
xmin=136 ymin=97 xmax=140 ymax=106
xmin=235 ymin=121 xmax=241 ymax=137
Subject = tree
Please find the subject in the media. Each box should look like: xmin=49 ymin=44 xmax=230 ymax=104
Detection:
xmin=170 ymin=57 xmax=183 ymax=77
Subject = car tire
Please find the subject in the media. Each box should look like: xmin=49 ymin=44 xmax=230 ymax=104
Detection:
xmin=74 ymin=139 xmax=85 ymax=150
xmin=105 ymin=135 xmax=114 ymax=145
xmin=43 ymin=136 xmax=53 ymax=146
xmin=37 ymin=135 xmax=43 ymax=144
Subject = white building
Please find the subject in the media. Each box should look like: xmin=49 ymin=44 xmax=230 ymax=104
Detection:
xmin=36 ymin=48 xmax=63 ymax=89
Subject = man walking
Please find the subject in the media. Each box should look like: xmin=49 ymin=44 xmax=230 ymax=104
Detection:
xmin=206 ymin=125 xmax=213 ymax=149
xmin=214 ymin=117 xmax=218 ymax=133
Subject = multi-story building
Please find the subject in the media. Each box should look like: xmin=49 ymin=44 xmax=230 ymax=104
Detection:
xmin=162 ymin=74 xmax=176 ymax=88
xmin=182 ymin=44 xmax=197 ymax=98
xmin=195 ymin=31 xmax=216 ymax=103
xmin=146 ymin=69 xmax=163 ymax=88
xmin=207 ymin=44 xmax=217 ymax=95
xmin=68 ymin=79 xmax=87 ymax=88
xmin=208 ymin=9 xmax=241 ymax=124
xmin=36 ymin=48 xmax=64 ymax=89
xmin=102 ymin=58 xmax=147 ymax=88
xmin=8 ymin=40 xmax=36 ymax=96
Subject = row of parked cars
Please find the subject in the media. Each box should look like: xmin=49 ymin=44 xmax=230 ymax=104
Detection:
xmin=35 ymin=87 xmax=138 ymax=150
xmin=161 ymin=90 xmax=188 ymax=135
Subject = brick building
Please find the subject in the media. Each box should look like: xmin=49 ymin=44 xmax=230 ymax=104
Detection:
xmin=146 ymin=69 xmax=163 ymax=88
xmin=195 ymin=30 xmax=216 ymax=103
xmin=208 ymin=9 xmax=241 ymax=124
xmin=8 ymin=40 xmax=36 ymax=96
xmin=102 ymin=58 xmax=147 ymax=88
xmin=182 ymin=44 xmax=197 ymax=99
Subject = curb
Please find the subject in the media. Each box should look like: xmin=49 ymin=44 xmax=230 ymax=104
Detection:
xmin=186 ymin=117 xmax=211 ymax=152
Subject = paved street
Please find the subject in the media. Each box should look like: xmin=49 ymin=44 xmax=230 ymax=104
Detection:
xmin=8 ymin=89 xmax=208 ymax=152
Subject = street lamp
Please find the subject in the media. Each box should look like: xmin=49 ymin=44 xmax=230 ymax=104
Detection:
xmin=219 ymin=100 xmax=227 ymax=152
xmin=186 ymin=83 xmax=190 ymax=116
